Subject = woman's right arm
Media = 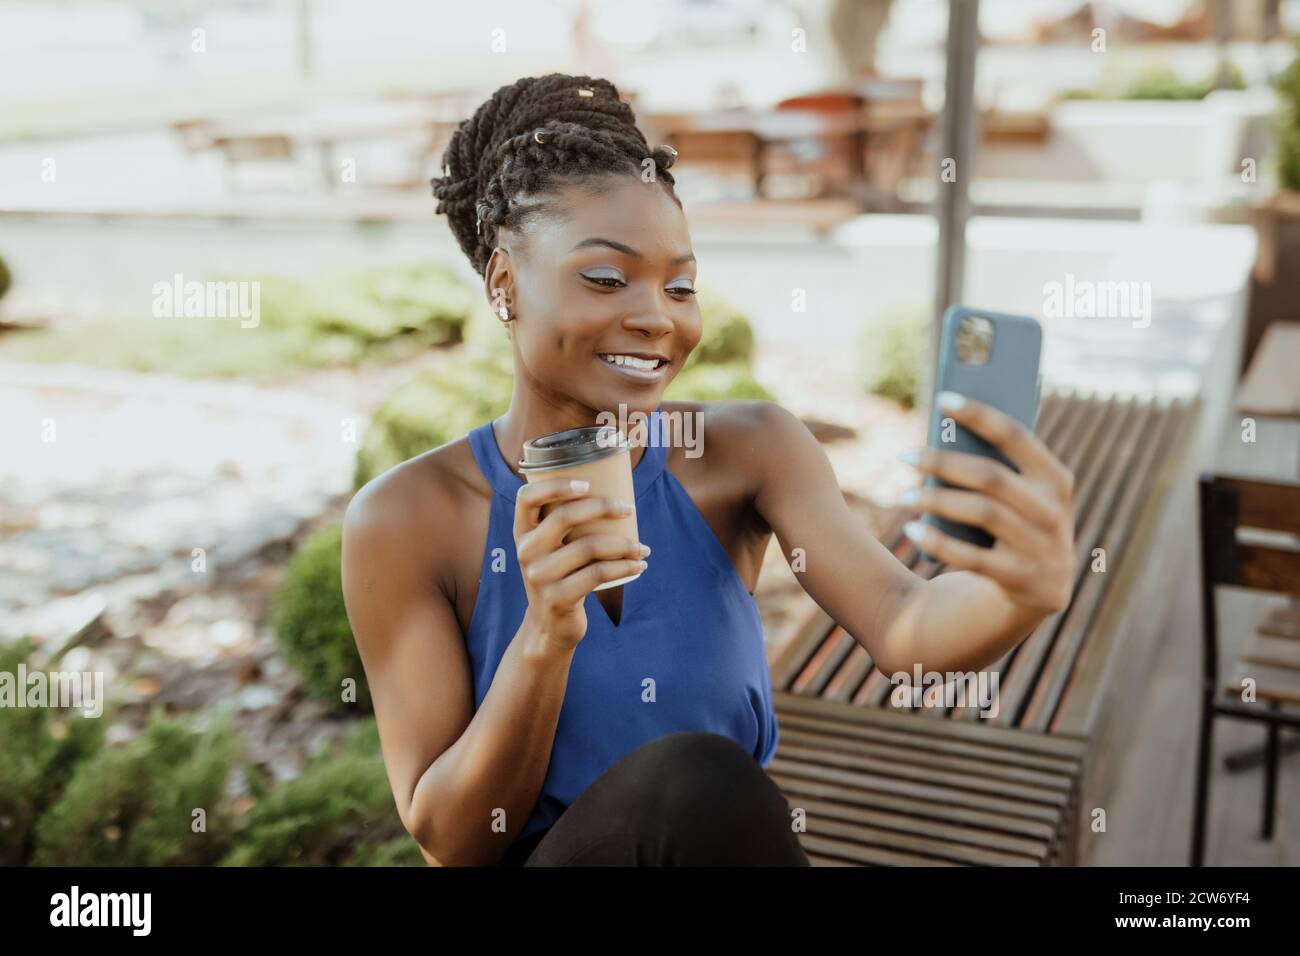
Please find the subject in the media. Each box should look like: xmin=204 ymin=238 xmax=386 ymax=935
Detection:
xmin=340 ymin=470 xmax=645 ymax=866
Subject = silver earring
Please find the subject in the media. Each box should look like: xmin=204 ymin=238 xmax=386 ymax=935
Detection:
xmin=497 ymin=305 xmax=509 ymax=321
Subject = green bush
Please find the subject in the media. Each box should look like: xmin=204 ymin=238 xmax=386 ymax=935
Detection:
xmin=1278 ymin=39 xmax=1300 ymax=192
xmin=353 ymin=347 xmax=514 ymax=488
xmin=32 ymin=708 xmax=240 ymax=866
xmin=1065 ymin=60 xmax=1246 ymax=101
xmin=4 ymin=261 xmax=475 ymax=380
xmin=0 ymin=255 xmax=10 ymax=300
xmin=221 ymin=718 xmax=421 ymax=866
xmin=684 ymin=289 xmax=755 ymax=369
xmin=0 ymin=638 xmax=108 ymax=865
xmin=254 ymin=262 xmax=474 ymax=349
xmin=860 ymin=302 xmax=928 ymax=408
xmin=665 ymin=359 xmax=775 ymax=403
xmin=270 ymin=522 xmax=369 ymax=713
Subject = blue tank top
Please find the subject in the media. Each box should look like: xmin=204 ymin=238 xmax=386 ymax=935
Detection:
xmin=464 ymin=407 xmax=780 ymax=844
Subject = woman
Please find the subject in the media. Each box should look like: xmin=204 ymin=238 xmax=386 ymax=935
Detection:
xmin=340 ymin=73 xmax=1076 ymax=867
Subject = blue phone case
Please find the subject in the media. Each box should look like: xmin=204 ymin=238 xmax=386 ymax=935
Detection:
xmin=921 ymin=306 xmax=1042 ymax=553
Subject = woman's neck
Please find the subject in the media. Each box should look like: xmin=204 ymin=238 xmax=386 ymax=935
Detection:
xmin=491 ymin=403 xmax=651 ymax=480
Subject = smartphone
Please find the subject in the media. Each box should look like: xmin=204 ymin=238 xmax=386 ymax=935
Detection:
xmin=921 ymin=306 xmax=1043 ymax=553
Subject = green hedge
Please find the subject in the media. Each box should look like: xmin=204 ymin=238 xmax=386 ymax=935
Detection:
xmin=0 ymin=638 xmax=107 ymax=864
xmin=684 ymin=288 xmax=755 ymax=368
xmin=0 ymin=255 xmax=10 ymax=301
xmin=1278 ymin=38 xmax=1300 ymax=192
xmin=859 ymin=302 xmax=928 ymax=408
xmin=270 ymin=522 xmax=370 ymax=714
xmin=254 ymin=262 xmax=474 ymax=347
xmin=2 ymin=261 xmax=476 ymax=379
xmin=32 ymin=708 xmax=240 ymax=866
xmin=0 ymin=636 xmax=419 ymax=866
xmin=665 ymin=359 xmax=774 ymax=402
xmin=353 ymin=347 xmax=514 ymax=488
xmin=220 ymin=719 xmax=421 ymax=867
xmin=1063 ymin=60 xmax=1245 ymax=101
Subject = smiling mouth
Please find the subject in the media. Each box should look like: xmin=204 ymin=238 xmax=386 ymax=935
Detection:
xmin=597 ymin=353 xmax=670 ymax=382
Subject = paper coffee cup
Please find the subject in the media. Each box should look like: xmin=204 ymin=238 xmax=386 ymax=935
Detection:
xmin=518 ymin=425 xmax=641 ymax=590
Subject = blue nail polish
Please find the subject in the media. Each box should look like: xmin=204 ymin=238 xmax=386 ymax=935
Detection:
xmin=902 ymin=520 xmax=927 ymax=543
xmin=897 ymin=450 xmax=921 ymax=466
xmin=897 ymin=488 xmax=920 ymax=506
xmin=936 ymin=391 xmax=966 ymax=411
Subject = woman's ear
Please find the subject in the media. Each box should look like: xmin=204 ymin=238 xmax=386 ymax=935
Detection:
xmin=484 ymin=246 xmax=513 ymax=320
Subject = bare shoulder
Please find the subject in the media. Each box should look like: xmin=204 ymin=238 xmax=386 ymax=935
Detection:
xmin=342 ymin=437 xmax=487 ymax=599
xmin=658 ymin=398 xmax=804 ymax=465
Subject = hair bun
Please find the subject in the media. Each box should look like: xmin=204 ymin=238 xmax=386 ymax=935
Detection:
xmin=653 ymin=144 xmax=677 ymax=170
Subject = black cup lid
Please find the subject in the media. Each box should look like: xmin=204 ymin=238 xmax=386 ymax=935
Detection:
xmin=518 ymin=425 xmax=630 ymax=472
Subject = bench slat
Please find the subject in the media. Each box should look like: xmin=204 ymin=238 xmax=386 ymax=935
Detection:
xmin=775 ymin=711 xmax=1081 ymax=775
xmin=954 ymin=395 xmax=1138 ymax=723
xmin=802 ymin=815 xmax=1044 ymax=866
xmin=798 ymin=833 xmax=964 ymax=866
xmin=769 ymin=772 xmax=1058 ymax=840
xmin=774 ymin=690 xmax=1087 ymax=759
xmin=776 ymin=728 xmax=1077 ymax=792
xmin=1022 ymin=399 xmax=1191 ymax=731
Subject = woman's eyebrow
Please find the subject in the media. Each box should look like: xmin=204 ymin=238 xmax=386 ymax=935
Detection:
xmin=570 ymin=236 xmax=695 ymax=264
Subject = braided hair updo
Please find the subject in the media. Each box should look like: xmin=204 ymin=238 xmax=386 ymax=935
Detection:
xmin=431 ymin=73 xmax=680 ymax=277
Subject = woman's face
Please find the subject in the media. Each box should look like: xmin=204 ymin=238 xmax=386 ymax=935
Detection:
xmin=489 ymin=176 xmax=701 ymax=421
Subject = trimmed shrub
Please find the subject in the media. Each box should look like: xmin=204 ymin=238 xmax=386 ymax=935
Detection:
xmin=353 ymin=347 xmax=513 ymax=488
xmin=221 ymin=718 xmax=422 ymax=867
xmin=0 ymin=255 xmax=10 ymax=301
xmin=665 ymin=359 xmax=775 ymax=403
xmin=1064 ymin=60 xmax=1245 ymax=101
xmin=255 ymin=262 xmax=474 ymax=348
xmin=0 ymin=638 xmax=108 ymax=865
xmin=684 ymin=289 xmax=755 ymax=369
xmin=859 ymin=302 xmax=929 ymax=408
xmin=270 ymin=522 xmax=369 ymax=713
xmin=31 ymin=707 xmax=240 ymax=866
xmin=1278 ymin=38 xmax=1300 ymax=192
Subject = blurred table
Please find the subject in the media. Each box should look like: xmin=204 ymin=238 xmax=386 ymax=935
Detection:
xmin=645 ymin=108 xmax=872 ymax=200
xmin=1236 ymin=322 xmax=1300 ymax=420
xmin=199 ymin=102 xmax=456 ymax=192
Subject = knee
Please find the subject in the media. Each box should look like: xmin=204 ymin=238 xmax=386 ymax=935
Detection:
xmin=637 ymin=731 xmax=780 ymax=821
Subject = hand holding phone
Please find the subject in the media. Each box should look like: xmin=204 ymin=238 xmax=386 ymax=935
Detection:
xmin=921 ymin=306 xmax=1042 ymax=550
xmin=895 ymin=306 xmax=1076 ymax=618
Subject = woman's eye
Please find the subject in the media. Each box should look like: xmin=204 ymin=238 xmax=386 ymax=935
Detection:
xmin=667 ymin=284 xmax=697 ymax=298
xmin=581 ymin=272 xmax=625 ymax=288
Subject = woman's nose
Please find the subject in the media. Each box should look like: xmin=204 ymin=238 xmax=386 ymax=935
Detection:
xmin=622 ymin=298 xmax=675 ymax=336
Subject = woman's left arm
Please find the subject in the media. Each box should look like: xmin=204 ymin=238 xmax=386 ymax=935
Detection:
xmin=748 ymin=396 xmax=1076 ymax=677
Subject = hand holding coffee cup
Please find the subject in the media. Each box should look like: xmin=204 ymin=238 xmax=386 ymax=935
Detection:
xmin=513 ymin=426 xmax=649 ymax=650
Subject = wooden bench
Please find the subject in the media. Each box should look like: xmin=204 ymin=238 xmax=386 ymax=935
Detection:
xmin=766 ymin=389 xmax=1200 ymax=865
xmin=770 ymin=691 xmax=1086 ymax=866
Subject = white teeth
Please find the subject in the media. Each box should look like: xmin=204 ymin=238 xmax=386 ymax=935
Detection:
xmin=600 ymin=354 xmax=661 ymax=370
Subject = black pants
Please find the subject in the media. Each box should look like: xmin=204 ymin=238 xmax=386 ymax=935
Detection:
xmin=497 ymin=730 xmax=811 ymax=866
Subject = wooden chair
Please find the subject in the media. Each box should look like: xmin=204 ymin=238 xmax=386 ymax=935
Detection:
xmin=1191 ymin=473 xmax=1300 ymax=866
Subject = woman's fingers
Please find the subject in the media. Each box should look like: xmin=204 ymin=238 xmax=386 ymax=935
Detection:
xmin=935 ymin=392 xmax=1074 ymax=503
xmin=525 ymin=534 xmax=648 ymax=587
xmin=900 ymin=485 xmax=1037 ymax=551
xmin=903 ymin=519 xmax=1031 ymax=589
xmin=513 ymin=477 xmax=590 ymax=539
xmin=516 ymin=491 xmax=634 ymax=561
xmin=907 ymin=447 xmax=1060 ymax=531
xmin=542 ymin=558 xmax=648 ymax=609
